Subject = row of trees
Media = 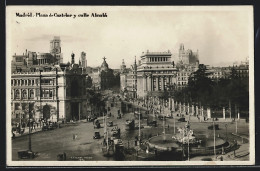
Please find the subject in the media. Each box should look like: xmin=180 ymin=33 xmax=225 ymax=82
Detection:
xmin=168 ymin=64 xmax=249 ymax=112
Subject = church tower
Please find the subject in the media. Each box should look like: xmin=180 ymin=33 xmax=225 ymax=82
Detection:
xmin=50 ymin=36 xmax=63 ymax=64
xmin=81 ymin=52 xmax=86 ymax=68
xmin=71 ymin=53 xmax=75 ymax=64
xmin=120 ymin=59 xmax=127 ymax=73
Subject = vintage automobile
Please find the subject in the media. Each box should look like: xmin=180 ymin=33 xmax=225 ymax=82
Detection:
xmin=158 ymin=115 xmax=166 ymax=120
xmin=178 ymin=117 xmax=186 ymax=122
xmin=108 ymin=121 xmax=113 ymax=127
xmin=93 ymin=132 xmax=101 ymax=139
xmin=42 ymin=123 xmax=49 ymax=131
xmin=89 ymin=116 xmax=97 ymax=122
xmin=147 ymin=120 xmax=157 ymax=127
xmin=112 ymin=127 xmax=121 ymax=139
xmin=117 ymin=114 xmax=122 ymax=119
xmin=94 ymin=120 xmax=101 ymax=129
xmin=17 ymin=150 xmax=36 ymax=159
xmin=208 ymin=124 xmax=220 ymax=130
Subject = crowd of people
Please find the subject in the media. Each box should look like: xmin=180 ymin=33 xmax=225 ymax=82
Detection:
xmin=12 ymin=118 xmax=59 ymax=138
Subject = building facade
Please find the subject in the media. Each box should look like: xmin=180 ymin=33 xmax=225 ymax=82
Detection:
xmin=11 ymin=50 xmax=91 ymax=123
xmin=12 ymin=36 xmax=63 ymax=73
xmin=176 ymin=65 xmax=198 ymax=89
xmin=178 ymin=43 xmax=199 ymax=65
xmin=136 ymin=50 xmax=178 ymax=97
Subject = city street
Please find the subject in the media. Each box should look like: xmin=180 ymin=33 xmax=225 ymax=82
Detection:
xmin=12 ymin=106 xmax=250 ymax=161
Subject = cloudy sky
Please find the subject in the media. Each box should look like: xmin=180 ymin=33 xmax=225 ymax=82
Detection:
xmin=7 ymin=6 xmax=253 ymax=69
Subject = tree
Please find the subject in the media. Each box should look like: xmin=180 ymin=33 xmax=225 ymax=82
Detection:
xmin=86 ymin=76 xmax=92 ymax=88
xmin=187 ymin=64 xmax=215 ymax=106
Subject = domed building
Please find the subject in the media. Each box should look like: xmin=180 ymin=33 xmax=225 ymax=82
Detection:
xmin=101 ymin=57 xmax=109 ymax=71
xmin=88 ymin=57 xmax=120 ymax=90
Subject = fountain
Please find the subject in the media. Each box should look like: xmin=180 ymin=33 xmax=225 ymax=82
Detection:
xmin=147 ymin=121 xmax=230 ymax=160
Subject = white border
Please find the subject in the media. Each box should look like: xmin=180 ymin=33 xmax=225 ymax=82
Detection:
xmin=6 ymin=5 xmax=255 ymax=166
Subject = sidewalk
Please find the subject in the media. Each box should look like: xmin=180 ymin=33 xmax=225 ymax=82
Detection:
xmin=13 ymin=126 xmax=43 ymax=138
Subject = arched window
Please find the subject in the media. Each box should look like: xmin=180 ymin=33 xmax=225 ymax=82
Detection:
xmin=15 ymin=90 xmax=20 ymax=99
xmin=29 ymin=89 xmax=34 ymax=99
xmin=22 ymin=90 xmax=27 ymax=99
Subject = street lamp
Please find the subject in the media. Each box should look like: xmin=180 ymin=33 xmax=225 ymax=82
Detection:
xmin=225 ymin=124 xmax=228 ymax=142
xmin=213 ymin=121 xmax=216 ymax=159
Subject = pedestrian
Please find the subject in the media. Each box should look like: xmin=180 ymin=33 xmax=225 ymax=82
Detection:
xmin=63 ymin=152 xmax=66 ymax=161
xmin=168 ymin=124 xmax=170 ymax=130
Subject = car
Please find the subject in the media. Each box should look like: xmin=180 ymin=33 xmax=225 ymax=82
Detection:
xmin=208 ymin=124 xmax=219 ymax=130
xmin=93 ymin=132 xmax=101 ymax=139
xmin=158 ymin=115 xmax=166 ymax=120
xmin=89 ymin=116 xmax=97 ymax=122
xmin=147 ymin=120 xmax=157 ymax=127
xmin=166 ymin=114 xmax=173 ymax=119
xmin=18 ymin=150 xmax=36 ymax=159
xmin=178 ymin=117 xmax=186 ymax=122
xmin=42 ymin=123 xmax=49 ymax=131
xmin=94 ymin=122 xmax=101 ymax=129
xmin=108 ymin=121 xmax=113 ymax=127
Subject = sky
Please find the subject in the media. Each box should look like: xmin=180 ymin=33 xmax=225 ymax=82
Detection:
xmin=7 ymin=6 xmax=253 ymax=69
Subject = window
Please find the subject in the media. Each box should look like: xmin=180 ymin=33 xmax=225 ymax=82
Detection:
xmin=49 ymin=90 xmax=53 ymax=97
xmin=153 ymin=78 xmax=156 ymax=90
xmin=15 ymin=103 xmax=20 ymax=110
xmin=158 ymin=78 xmax=161 ymax=90
xmin=163 ymin=77 xmax=167 ymax=90
xmin=29 ymin=89 xmax=34 ymax=99
xmin=41 ymin=79 xmax=52 ymax=85
xmin=22 ymin=90 xmax=27 ymax=99
xmin=15 ymin=90 xmax=20 ymax=99
xmin=16 ymin=57 xmax=23 ymax=62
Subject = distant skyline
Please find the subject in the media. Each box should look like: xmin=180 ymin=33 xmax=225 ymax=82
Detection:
xmin=7 ymin=6 xmax=253 ymax=69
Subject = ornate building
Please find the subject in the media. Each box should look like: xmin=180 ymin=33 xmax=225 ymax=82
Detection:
xmin=178 ymin=43 xmax=199 ymax=65
xmin=136 ymin=50 xmax=178 ymax=97
xmin=177 ymin=65 xmax=198 ymax=89
xmin=120 ymin=58 xmax=137 ymax=98
xmin=11 ymin=53 xmax=90 ymax=123
xmin=11 ymin=36 xmax=63 ymax=73
xmin=88 ymin=57 xmax=120 ymax=90
xmin=50 ymin=36 xmax=63 ymax=64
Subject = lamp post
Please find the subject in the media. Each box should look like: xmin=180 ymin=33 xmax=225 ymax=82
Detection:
xmin=187 ymin=130 xmax=190 ymax=161
xmin=28 ymin=111 xmax=32 ymax=151
xmin=213 ymin=121 xmax=216 ymax=158
xmin=225 ymin=124 xmax=228 ymax=142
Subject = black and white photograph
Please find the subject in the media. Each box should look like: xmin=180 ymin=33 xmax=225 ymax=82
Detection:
xmin=6 ymin=6 xmax=254 ymax=166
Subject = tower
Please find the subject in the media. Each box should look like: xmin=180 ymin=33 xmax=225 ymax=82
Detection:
xmin=50 ymin=36 xmax=63 ymax=64
xmin=120 ymin=59 xmax=126 ymax=73
xmin=71 ymin=53 xmax=75 ymax=64
xmin=50 ymin=36 xmax=61 ymax=54
xmin=81 ymin=52 xmax=86 ymax=68
xmin=101 ymin=57 xmax=109 ymax=71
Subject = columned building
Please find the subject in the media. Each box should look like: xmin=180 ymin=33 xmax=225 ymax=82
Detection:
xmin=11 ymin=55 xmax=89 ymax=123
xmin=136 ymin=50 xmax=178 ymax=97
xmin=120 ymin=58 xmax=137 ymax=98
